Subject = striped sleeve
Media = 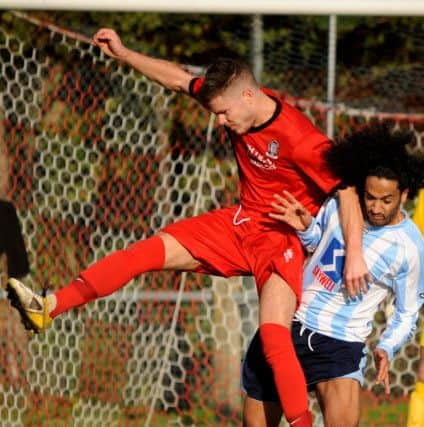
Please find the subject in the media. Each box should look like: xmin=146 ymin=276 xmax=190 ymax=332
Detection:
xmin=376 ymin=241 xmax=424 ymax=359
xmin=297 ymin=197 xmax=338 ymax=253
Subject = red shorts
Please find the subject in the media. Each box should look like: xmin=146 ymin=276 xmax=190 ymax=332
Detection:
xmin=161 ymin=205 xmax=305 ymax=302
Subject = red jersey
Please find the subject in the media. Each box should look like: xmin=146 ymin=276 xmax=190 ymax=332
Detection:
xmin=190 ymin=78 xmax=340 ymax=216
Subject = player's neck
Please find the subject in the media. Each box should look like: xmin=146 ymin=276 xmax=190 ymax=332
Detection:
xmin=388 ymin=209 xmax=405 ymax=226
xmin=252 ymin=93 xmax=279 ymax=127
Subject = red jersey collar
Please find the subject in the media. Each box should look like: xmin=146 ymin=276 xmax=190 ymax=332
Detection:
xmin=248 ymin=95 xmax=282 ymax=133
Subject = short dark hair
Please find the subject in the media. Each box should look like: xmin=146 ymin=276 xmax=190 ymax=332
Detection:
xmin=325 ymin=123 xmax=424 ymax=199
xmin=196 ymin=57 xmax=255 ymax=107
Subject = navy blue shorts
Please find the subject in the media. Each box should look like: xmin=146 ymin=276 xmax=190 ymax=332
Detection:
xmin=241 ymin=321 xmax=366 ymax=402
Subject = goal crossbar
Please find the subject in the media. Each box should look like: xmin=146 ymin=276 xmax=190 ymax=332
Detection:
xmin=2 ymin=0 xmax=424 ymax=15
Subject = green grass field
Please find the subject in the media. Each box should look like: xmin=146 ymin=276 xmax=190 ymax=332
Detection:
xmin=18 ymin=392 xmax=409 ymax=426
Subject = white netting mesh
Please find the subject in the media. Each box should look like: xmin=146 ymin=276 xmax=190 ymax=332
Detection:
xmin=0 ymin=11 xmax=423 ymax=427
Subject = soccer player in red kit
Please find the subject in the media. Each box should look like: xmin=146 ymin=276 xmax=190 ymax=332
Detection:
xmin=7 ymin=29 xmax=369 ymax=427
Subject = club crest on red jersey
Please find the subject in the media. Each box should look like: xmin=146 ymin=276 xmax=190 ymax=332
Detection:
xmin=246 ymin=143 xmax=276 ymax=170
xmin=266 ymin=139 xmax=279 ymax=159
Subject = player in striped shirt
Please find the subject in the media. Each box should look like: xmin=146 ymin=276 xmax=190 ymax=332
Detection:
xmin=242 ymin=124 xmax=424 ymax=427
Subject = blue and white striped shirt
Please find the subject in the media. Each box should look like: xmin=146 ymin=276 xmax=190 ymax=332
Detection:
xmin=295 ymin=197 xmax=424 ymax=360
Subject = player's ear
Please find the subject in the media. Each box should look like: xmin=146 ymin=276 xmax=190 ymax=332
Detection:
xmin=241 ymin=87 xmax=254 ymax=102
xmin=401 ymin=188 xmax=409 ymax=204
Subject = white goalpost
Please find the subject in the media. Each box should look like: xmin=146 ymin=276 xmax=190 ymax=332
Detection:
xmin=2 ymin=0 xmax=424 ymax=15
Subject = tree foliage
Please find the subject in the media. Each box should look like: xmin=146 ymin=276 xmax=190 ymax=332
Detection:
xmin=16 ymin=11 xmax=424 ymax=68
xmin=1 ymin=11 xmax=422 ymax=110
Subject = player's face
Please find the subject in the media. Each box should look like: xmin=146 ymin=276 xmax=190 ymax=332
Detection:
xmin=363 ymin=176 xmax=408 ymax=226
xmin=208 ymin=88 xmax=256 ymax=135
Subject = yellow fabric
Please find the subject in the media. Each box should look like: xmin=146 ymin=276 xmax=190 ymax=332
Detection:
xmin=417 ymin=382 xmax=424 ymax=396
xmin=407 ymin=387 xmax=424 ymax=427
xmin=27 ymin=298 xmax=52 ymax=333
xmin=407 ymin=192 xmax=424 ymax=426
xmin=413 ymin=189 xmax=424 ymax=236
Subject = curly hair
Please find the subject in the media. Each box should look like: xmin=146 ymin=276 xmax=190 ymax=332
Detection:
xmin=325 ymin=123 xmax=424 ymax=199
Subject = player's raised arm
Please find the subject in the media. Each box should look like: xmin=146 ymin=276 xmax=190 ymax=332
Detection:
xmin=92 ymin=28 xmax=194 ymax=94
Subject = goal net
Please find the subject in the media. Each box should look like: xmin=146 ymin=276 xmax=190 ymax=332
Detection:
xmin=0 ymin=11 xmax=423 ymax=427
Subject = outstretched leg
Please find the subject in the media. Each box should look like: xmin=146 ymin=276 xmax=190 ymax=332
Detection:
xmin=7 ymin=232 xmax=199 ymax=333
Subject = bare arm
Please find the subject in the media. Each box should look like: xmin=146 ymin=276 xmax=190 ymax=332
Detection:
xmin=338 ymin=186 xmax=372 ymax=298
xmin=92 ymin=28 xmax=194 ymax=94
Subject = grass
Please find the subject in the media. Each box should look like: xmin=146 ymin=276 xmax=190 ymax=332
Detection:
xmin=18 ymin=392 xmax=409 ymax=426
xmin=359 ymin=392 xmax=408 ymax=427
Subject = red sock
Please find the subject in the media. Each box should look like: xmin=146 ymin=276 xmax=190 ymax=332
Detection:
xmin=259 ymin=323 xmax=310 ymax=425
xmin=51 ymin=278 xmax=97 ymax=318
xmin=290 ymin=411 xmax=313 ymax=427
xmin=51 ymin=236 xmax=165 ymax=317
